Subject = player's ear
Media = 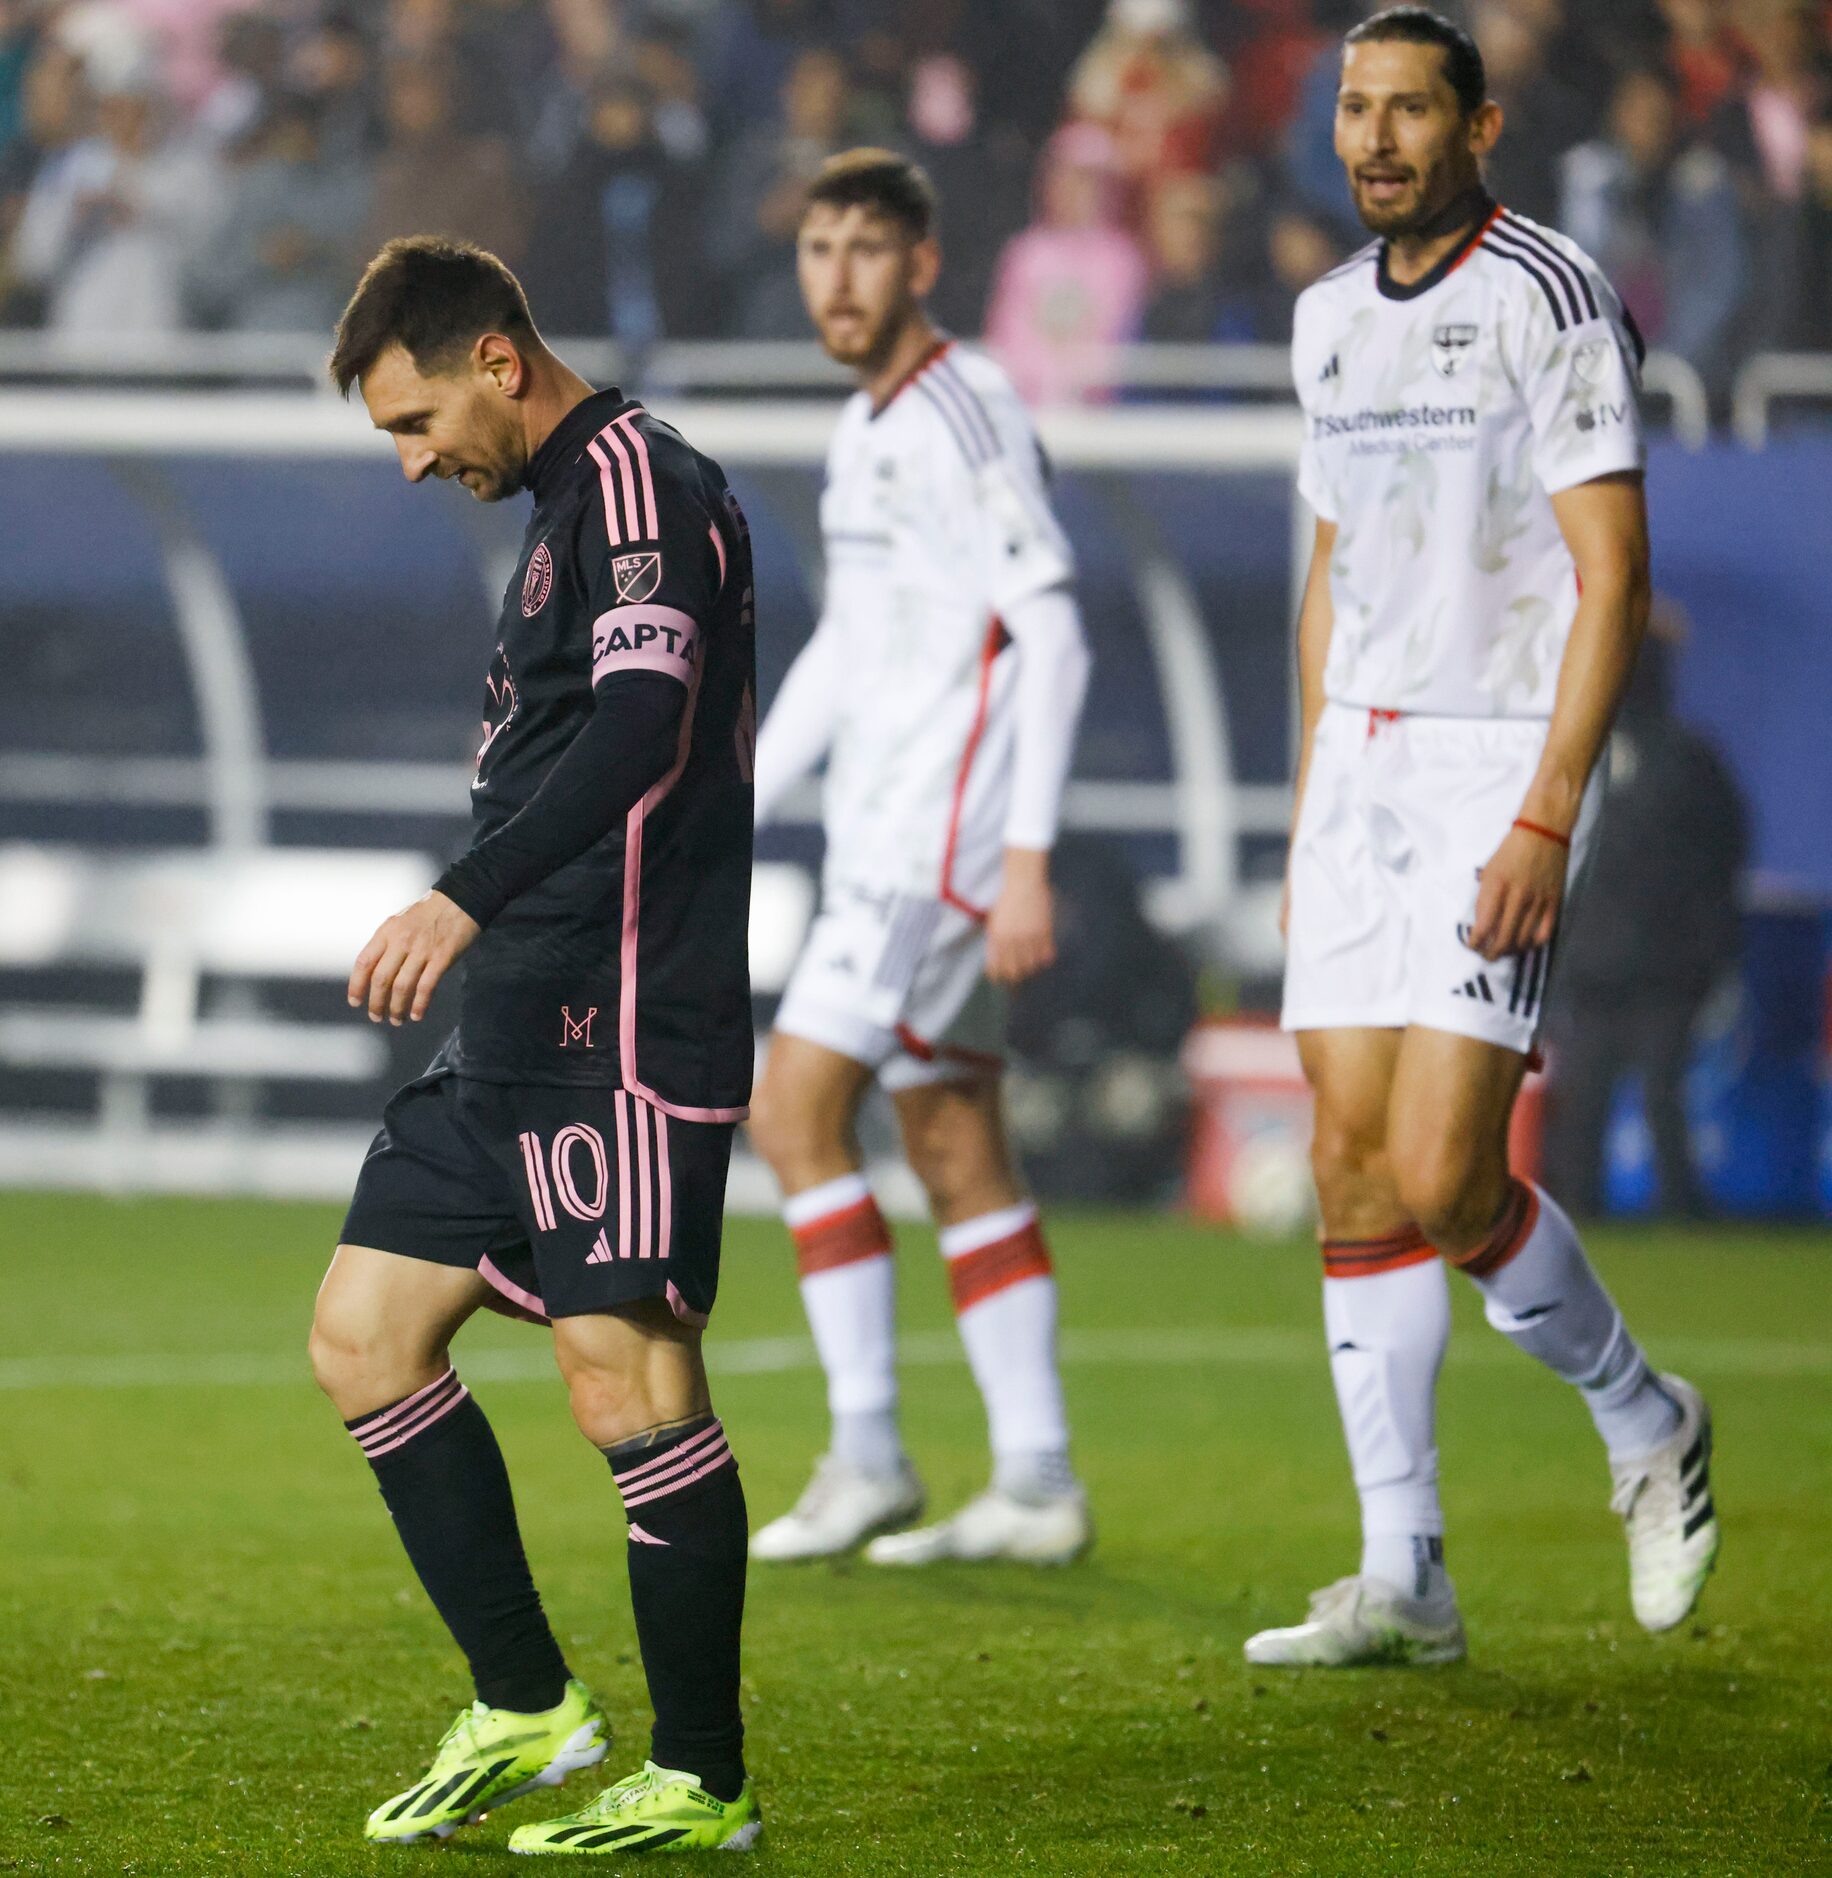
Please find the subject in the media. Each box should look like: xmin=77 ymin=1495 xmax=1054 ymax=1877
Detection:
xmin=909 ymin=235 xmax=942 ymax=301
xmin=475 ymin=332 xmax=527 ymax=397
xmin=1469 ymin=99 xmax=1503 ymax=162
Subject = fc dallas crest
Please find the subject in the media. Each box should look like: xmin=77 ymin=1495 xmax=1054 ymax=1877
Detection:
xmin=612 ymin=551 xmax=663 ymax=604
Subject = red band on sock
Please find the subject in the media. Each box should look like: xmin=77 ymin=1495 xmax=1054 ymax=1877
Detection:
xmin=791 ymin=1196 xmax=892 ymax=1278
xmin=1320 ymin=1225 xmax=1437 ymax=1279
xmin=947 ymin=1221 xmax=1053 ymax=1313
xmin=1452 ymin=1178 xmax=1540 ymax=1278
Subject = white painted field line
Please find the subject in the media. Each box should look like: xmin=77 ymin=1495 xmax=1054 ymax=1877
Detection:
xmin=0 ymin=1327 xmax=1824 ymax=1391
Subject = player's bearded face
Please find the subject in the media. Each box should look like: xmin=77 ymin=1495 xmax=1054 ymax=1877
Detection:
xmin=361 ymin=344 xmax=527 ymax=503
xmin=796 ymin=205 xmax=924 ymax=370
xmin=1334 ymin=40 xmax=1485 ymax=238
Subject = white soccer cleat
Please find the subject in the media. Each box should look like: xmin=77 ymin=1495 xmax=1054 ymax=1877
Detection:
xmin=1611 ymin=1372 xmax=1719 ymax=1632
xmin=1243 ymin=1575 xmax=1466 ymax=1668
xmin=862 ymin=1487 xmax=1093 ymax=1567
xmin=749 ymin=1454 xmax=924 ymax=1561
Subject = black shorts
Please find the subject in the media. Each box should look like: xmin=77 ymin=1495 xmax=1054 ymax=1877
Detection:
xmin=341 ymin=1069 xmax=734 ymax=1325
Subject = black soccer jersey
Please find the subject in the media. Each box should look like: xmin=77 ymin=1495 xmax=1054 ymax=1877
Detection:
xmin=433 ymin=387 xmax=756 ymax=1117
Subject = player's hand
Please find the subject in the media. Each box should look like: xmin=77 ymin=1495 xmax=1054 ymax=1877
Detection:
xmin=348 ymin=891 xmax=481 ymax=1027
xmin=1469 ymin=824 xmax=1568 ymax=961
xmin=986 ymin=849 xmax=1056 ymax=986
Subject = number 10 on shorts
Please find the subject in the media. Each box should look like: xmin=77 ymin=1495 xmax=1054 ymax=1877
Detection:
xmin=517 ymin=1094 xmax=673 ymax=1261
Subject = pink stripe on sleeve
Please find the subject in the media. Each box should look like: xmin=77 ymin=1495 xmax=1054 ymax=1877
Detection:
xmin=600 ymin=422 xmax=642 ymax=542
xmin=591 ymin=605 xmax=699 ymax=687
xmin=707 ymin=519 xmax=727 ymax=591
xmin=616 ymin=413 xmax=658 ymax=537
xmin=586 ymin=440 xmax=622 ymax=548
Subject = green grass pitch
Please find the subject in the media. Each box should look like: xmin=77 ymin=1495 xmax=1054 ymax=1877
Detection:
xmin=1 ymin=1192 xmax=1828 ymax=1876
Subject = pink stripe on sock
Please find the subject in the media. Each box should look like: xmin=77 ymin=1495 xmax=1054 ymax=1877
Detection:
xmin=348 ymin=1368 xmax=454 ymax=1440
xmin=612 ymin=1421 xmax=726 ymax=1490
xmin=618 ymin=1440 xmax=734 ymax=1509
xmin=357 ymin=1375 xmax=470 ymax=1458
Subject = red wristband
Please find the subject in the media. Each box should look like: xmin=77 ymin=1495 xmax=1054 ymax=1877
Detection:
xmin=1513 ymin=817 xmax=1571 ymax=850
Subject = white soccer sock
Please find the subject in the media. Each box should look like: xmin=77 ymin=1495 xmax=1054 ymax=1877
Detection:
xmin=1464 ymin=1180 xmax=1682 ymax=1463
xmin=939 ymin=1202 xmax=1073 ymax=1500
xmin=785 ymin=1174 xmax=903 ymax=1476
xmin=1321 ymin=1236 xmax=1451 ymax=1600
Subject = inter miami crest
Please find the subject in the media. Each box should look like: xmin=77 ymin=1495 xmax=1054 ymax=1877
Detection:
xmin=1431 ymin=322 xmax=1478 ymax=379
xmin=521 ymin=540 xmax=553 ymax=616
xmin=612 ymin=551 xmax=663 ymax=604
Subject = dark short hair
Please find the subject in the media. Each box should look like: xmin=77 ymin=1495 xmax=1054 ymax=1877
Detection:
xmin=802 ymin=147 xmax=937 ymax=241
xmin=1344 ymin=6 xmax=1487 ymax=117
xmin=328 ymin=236 xmax=537 ymax=395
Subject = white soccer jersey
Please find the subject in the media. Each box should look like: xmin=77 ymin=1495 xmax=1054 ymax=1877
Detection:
xmin=814 ymin=340 xmax=1075 ymax=910
xmin=1293 ymin=202 xmax=1646 ymax=719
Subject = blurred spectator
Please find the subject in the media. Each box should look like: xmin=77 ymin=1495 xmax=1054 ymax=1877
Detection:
xmin=188 ymin=93 xmax=368 ymax=332
xmin=8 ymin=57 xmax=209 ymax=334
xmin=1068 ymin=0 xmax=1230 ymax=202
xmin=704 ymin=0 xmax=833 ymax=142
xmin=1657 ymin=0 xmax=1746 ymax=128
xmin=520 ymin=72 xmax=697 ymax=345
xmin=1279 ymin=0 xmax=1364 ymax=245
xmin=1475 ymin=0 xmax=1591 ymax=227
xmin=709 ymin=45 xmax=852 ymax=340
xmin=903 ymin=49 xmax=1032 ymax=334
xmin=1543 ymin=627 xmax=1747 ymax=1220
xmin=984 ymin=121 xmax=1147 ymax=405
xmin=114 ymin=0 xmax=251 ymax=116
xmin=1 ymin=34 xmax=86 ymax=317
xmin=1778 ymin=107 xmax=1832 ymax=345
xmin=287 ymin=9 xmax=382 ymax=167
xmin=1561 ymin=66 xmax=1747 ymax=393
xmin=1725 ymin=0 xmax=1827 ymax=203
xmin=1140 ymin=169 xmax=1231 ymax=341
xmin=0 ymin=1 xmax=33 ymax=156
xmin=1215 ymin=0 xmax=1329 ymax=157
xmin=191 ymin=9 xmax=286 ymax=152
xmin=364 ymin=52 xmax=524 ymax=265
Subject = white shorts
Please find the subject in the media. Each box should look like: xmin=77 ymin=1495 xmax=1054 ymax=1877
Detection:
xmin=1281 ymin=703 xmax=1603 ymax=1055
xmin=774 ymin=881 xmax=1006 ymax=1091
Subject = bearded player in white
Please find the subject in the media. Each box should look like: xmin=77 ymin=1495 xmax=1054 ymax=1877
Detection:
xmin=1252 ymin=8 xmax=1719 ymax=1667
xmin=746 ymin=151 xmax=1094 ymax=1565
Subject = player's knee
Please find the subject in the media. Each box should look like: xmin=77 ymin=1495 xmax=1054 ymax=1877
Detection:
xmin=746 ymin=1080 xmax=832 ymax=1185
xmin=308 ymin=1296 xmax=434 ymax=1414
xmin=1309 ymin=1109 xmax=1388 ymax=1212
xmin=903 ymin=1109 xmax=1010 ymax=1219
xmin=1390 ymin=1136 xmax=1490 ymax=1247
xmin=564 ymin=1361 xmax=659 ymax=1449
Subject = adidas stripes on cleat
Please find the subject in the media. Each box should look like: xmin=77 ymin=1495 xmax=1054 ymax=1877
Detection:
xmin=364 ymin=1679 xmax=609 ymax=1844
xmin=1612 ymin=1372 xmax=1720 ymax=1632
xmin=509 ymin=1761 xmax=762 ymax=1855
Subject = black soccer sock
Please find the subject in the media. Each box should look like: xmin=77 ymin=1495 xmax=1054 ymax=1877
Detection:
xmin=605 ymin=1416 xmax=748 ymax=1802
xmin=347 ymin=1370 xmax=571 ymax=1715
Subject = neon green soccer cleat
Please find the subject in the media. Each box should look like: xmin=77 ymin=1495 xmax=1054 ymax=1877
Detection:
xmin=508 ymin=1761 xmax=762 ymax=1855
xmin=364 ymin=1678 xmax=610 ymax=1844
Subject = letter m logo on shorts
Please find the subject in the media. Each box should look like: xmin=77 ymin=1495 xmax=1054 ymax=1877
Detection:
xmin=612 ymin=552 xmax=662 ymax=604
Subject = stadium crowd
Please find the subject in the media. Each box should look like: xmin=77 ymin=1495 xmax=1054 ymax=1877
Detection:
xmin=0 ymin=0 xmax=1827 ymax=398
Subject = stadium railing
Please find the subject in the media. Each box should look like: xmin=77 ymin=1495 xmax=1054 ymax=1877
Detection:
xmin=0 ymin=332 xmax=1721 ymax=445
xmin=1731 ymin=352 xmax=1832 ymax=448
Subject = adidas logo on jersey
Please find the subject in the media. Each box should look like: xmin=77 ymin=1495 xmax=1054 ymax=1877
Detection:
xmin=1318 ymin=353 xmax=1340 ymax=384
xmin=1452 ymin=972 xmax=1497 ymax=1005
